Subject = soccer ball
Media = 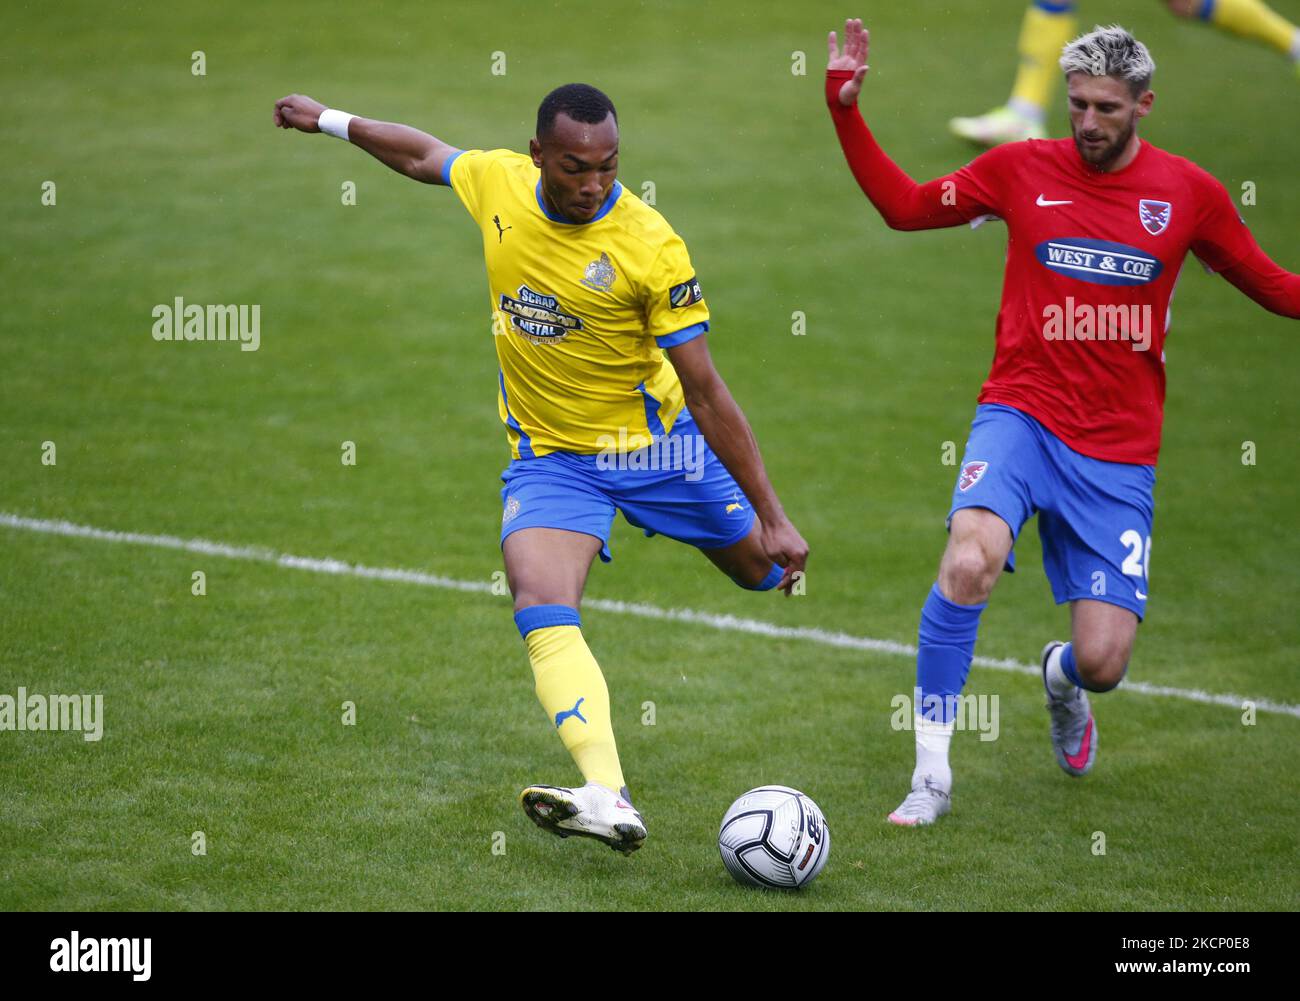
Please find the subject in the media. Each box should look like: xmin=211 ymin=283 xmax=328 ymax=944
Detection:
xmin=718 ymin=785 xmax=830 ymax=889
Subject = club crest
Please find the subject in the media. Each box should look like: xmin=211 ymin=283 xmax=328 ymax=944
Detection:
xmin=1139 ymin=199 xmax=1172 ymax=236
xmin=581 ymin=252 xmax=617 ymax=292
xmin=958 ymin=460 xmax=988 ymax=492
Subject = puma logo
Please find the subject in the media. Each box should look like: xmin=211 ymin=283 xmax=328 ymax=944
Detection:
xmin=493 ymin=214 xmax=512 ymax=243
xmin=725 ymin=503 xmax=744 ymax=514
xmin=554 ymin=697 xmax=587 ymax=728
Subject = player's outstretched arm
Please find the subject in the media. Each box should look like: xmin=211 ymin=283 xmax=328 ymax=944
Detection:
xmin=825 ymin=19 xmax=980 ymax=230
xmin=274 ymin=94 xmax=458 ymax=184
xmin=667 ymin=336 xmax=809 ymax=593
xmin=1192 ymin=174 xmax=1300 ymax=318
xmin=1220 ymin=245 xmax=1300 ymax=318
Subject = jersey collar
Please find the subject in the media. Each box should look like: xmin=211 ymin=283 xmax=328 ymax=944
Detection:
xmin=534 ymin=180 xmax=623 ymax=225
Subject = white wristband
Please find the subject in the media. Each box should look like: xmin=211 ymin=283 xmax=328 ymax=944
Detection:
xmin=318 ymin=108 xmax=354 ymax=141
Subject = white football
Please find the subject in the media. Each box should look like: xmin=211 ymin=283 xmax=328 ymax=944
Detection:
xmin=718 ymin=785 xmax=830 ymax=889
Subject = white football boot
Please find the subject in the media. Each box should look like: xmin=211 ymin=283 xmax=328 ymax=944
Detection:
xmin=887 ymin=775 xmax=952 ymax=827
xmin=948 ymin=104 xmax=1046 ymax=147
xmin=519 ymin=782 xmax=647 ymax=854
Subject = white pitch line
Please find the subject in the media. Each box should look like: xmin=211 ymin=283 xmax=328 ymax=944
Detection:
xmin=4 ymin=511 xmax=1298 ymax=720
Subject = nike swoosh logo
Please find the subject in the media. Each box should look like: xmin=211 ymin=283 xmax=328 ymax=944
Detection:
xmin=1065 ymin=716 xmax=1095 ymax=771
xmin=1036 ymin=195 xmax=1073 ymax=206
xmin=1136 ymin=590 xmax=1147 ymax=600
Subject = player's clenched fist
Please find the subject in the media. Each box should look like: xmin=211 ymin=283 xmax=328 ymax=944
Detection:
xmin=827 ymin=17 xmax=870 ymax=107
xmin=762 ymin=517 xmax=810 ymax=596
xmin=274 ymin=94 xmax=327 ymax=132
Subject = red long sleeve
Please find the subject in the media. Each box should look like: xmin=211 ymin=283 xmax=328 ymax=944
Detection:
xmin=825 ymin=69 xmax=977 ymax=230
xmin=1216 ymin=241 xmax=1300 ymax=319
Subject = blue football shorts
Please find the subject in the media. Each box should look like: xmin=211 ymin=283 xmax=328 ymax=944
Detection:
xmin=948 ymin=403 xmax=1155 ymax=619
xmin=499 ymin=412 xmax=756 ymax=562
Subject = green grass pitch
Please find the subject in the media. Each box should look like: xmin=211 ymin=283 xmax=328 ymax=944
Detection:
xmin=2 ymin=0 xmax=1297 ymax=911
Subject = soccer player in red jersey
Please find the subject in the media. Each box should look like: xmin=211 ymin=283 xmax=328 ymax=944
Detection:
xmin=825 ymin=18 xmax=1300 ymax=824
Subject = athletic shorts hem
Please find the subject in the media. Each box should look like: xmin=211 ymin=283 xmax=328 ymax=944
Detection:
xmin=946 ymin=499 xmax=1021 ymax=541
xmin=500 ymin=521 xmax=613 ymax=563
xmin=1054 ymin=588 xmax=1146 ymax=623
xmin=946 ymin=500 xmax=1020 ymax=573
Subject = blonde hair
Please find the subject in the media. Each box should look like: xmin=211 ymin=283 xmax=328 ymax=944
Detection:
xmin=1060 ymin=25 xmax=1156 ymax=97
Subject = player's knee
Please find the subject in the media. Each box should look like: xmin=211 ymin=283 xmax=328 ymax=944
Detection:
xmin=1165 ymin=0 xmax=1197 ymax=19
xmin=1073 ymin=639 xmax=1130 ymax=692
xmin=939 ymin=542 xmax=1000 ymax=603
xmin=1083 ymin=662 xmax=1127 ymax=693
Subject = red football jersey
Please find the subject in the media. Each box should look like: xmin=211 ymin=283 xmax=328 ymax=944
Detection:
xmin=949 ymin=138 xmax=1256 ymax=464
xmin=826 ymin=69 xmax=1298 ymax=463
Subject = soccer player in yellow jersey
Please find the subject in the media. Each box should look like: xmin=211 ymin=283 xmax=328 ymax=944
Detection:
xmin=274 ymin=84 xmax=808 ymax=854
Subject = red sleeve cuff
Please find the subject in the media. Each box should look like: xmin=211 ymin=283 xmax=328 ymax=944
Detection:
xmin=825 ymin=69 xmax=854 ymax=108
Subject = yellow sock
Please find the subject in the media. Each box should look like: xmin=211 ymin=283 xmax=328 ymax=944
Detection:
xmin=522 ymin=619 xmax=625 ymax=792
xmin=1203 ymin=0 xmax=1299 ymax=58
xmin=1010 ymin=3 xmax=1078 ymax=117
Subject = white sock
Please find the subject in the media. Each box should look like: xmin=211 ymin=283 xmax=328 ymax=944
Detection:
xmin=1044 ymin=644 xmax=1080 ymax=701
xmin=912 ymin=713 xmax=954 ymax=792
xmin=1291 ymin=28 xmax=1300 ymax=61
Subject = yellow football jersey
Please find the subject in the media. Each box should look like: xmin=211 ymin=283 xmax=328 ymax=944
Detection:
xmin=446 ymin=148 xmax=711 ymax=458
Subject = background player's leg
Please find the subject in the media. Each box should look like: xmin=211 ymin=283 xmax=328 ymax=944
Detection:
xmin=504 ymin=527 xmax=627 ymax=793
xmin=891 ymin=507 xmax=1013 ymax=825
xmin=1167 ymin=0 xmax=1300 ymax=70
xmin=949 ymin=1 xmax=1077 ymax=145
xmin=700 ymin=517 xmax=784 ymax=591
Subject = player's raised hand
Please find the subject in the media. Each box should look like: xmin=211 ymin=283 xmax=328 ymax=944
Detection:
xmin=762 ymin=517 xmax=810 ymax=596
xmin=827 ymin=18 xmax=870 ymax=106
xmin=274 ymin=94 xmax=327 ymax=132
